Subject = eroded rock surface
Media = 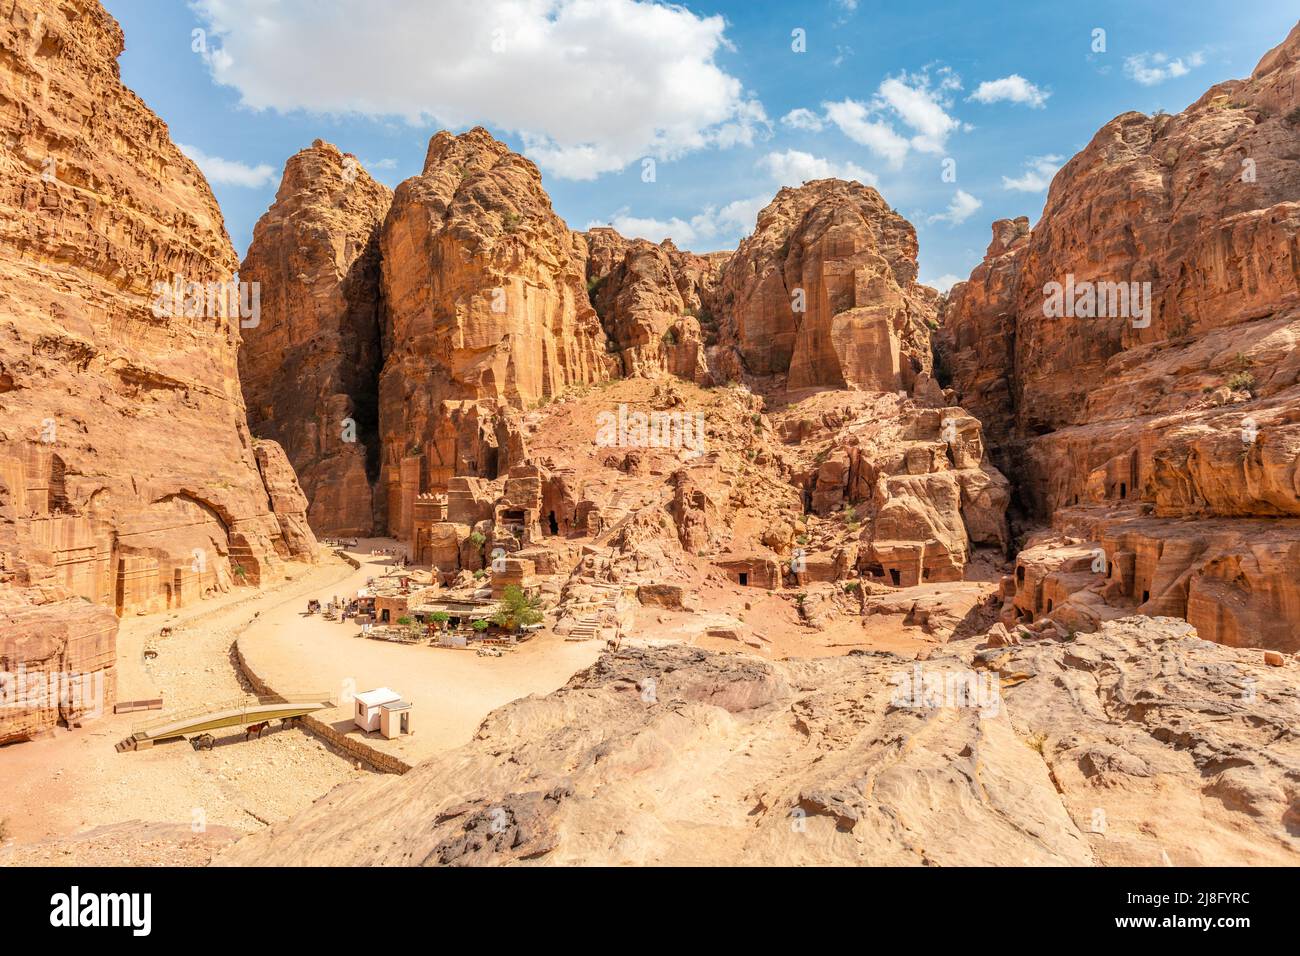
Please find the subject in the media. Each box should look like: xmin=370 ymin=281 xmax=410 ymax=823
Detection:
xmin=941 ymin=23 xmax=1300 ymax=647
xmin=716 ymin=179 xmax=939 ymax=392
xmin=240 ymin=141 xmax=392 ymax=537
xmin=218 ymin=618 xmax=1298 ymax=866
xmin=0 ymin=0 xmax=317 ymax=736
xmin=376 ymin=127 xmax=614 ymax=540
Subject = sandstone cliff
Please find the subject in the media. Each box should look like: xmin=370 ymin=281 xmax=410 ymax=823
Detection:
xmin=377 ymin=128 xmax=613 ymax=540
xmin=942 ymin=23 xmax=1300 ymax=649
xmin=0 ymin=0 xmax=317 ymax=737
xmin=240 ymin=141 xmax=392 ymax=538
xmin=716 ymin=180 xmax=939 ymax=393
xmin=581 ymin=227 xmax=723 ymax=385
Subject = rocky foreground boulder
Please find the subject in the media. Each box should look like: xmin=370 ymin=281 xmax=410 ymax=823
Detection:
xmin=0 ymin=0 xmax=317 ymax=737
xmin=941 ymin=22 xmax=1300 ymax=649
xmin=218 ymin=617 xmax=1298 ymax=866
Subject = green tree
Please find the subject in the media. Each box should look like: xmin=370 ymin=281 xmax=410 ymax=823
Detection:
xmin=430 ymin=611 xmax=450 ymax=630
xmin=491 ymin=584 xmax=543 ymax=631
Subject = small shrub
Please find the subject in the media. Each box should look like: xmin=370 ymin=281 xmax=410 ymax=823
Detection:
xmin=468 ymin=531 xmax=486 ymax=546
xmin=396 ymin=616 xmax=413 ymax=626
xmin=662 ymin=328 xmax=678 ymax=346
xmin=471 ymin=619 xmax=489 ymax=632
xmin=1227 ymin=371 xmax=1256 ymax=394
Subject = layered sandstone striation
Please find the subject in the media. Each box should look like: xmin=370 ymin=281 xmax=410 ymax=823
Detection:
xmin=240 ymin=141 xmax=392 ymax=537
xmin=377 ymin=128 xmax=613 ymax=541
xmin=219 ymin=618 xmax=1299 ymax=866
xmin=0 ymin=0 xmax=317 ymax=735
xmin=581 ymin=228 xmax=723 ymax=385
xmin=0 ymin=586 xmax=117 ymax=745
xmin=941 ymin=23 xmax=1300 ymax=647
xmin=716 ymin=179 xmax=939 ymax=392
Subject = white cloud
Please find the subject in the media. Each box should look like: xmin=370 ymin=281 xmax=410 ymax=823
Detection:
xmin=1124 ymin=50 xmax=1205 ymax=86
xmin=876 ymin=75 xmax=961 ymax=153
xmin=590 ymin=193 xmax=768 ymax=249
xmin=968 ymin=74 xmax=1049 ymax=108
xmin=178 ymin=143 xmax=274 ymax=188
xmin=757 ymin=150 xmax=877 ymax=187
xmin=927 ymin=189 xmax=982 ymax=226
xmin=1002 ymin=154 xmax=1062 ymax=192
xmin=823 ymin=99 xmax=911 ymax=166
xmin=781 ymin=107 xmax=824 ymax=132
xmin=191 ymin=0 xmax=766 ymax=181
xmin=823 ymin=68 xmax=964 ymax=167
xmin=922 ymin=273 xmax=963 ymax=293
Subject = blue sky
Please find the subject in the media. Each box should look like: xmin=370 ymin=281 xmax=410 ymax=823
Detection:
xmin=104 ymin=0 xmax=1297 ymax=290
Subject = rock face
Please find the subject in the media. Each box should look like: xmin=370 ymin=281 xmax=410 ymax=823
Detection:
xmin=219 ymin=618 xmax=1299 ymax=866
xmin=0 ymin=588 xmax=117 ymax=745
xmin=581 ymin=228 xmax=722 ymax=385
xmin=779 ymin=390 xmax=1009 ymax=586
xmin=716 ymin=180 xmax=939 ymax=392
xmin=941 ymin=23 xmax=1300 ymax=649
xmin=240 ymin=141 xmax=392 ymax=537
xmin=377 ymin=128 xmax=613 ymax=540
xmin=0 ymin=0 xmax=317 ymax=736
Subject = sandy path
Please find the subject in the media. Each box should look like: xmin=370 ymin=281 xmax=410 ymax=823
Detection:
xmin=0 ymin=551 xmax=366 ymax=857
xmin=237 ymin=541 xmax=603 ymax=764
xmin=0 ymin=538 xmax=605 ymax=863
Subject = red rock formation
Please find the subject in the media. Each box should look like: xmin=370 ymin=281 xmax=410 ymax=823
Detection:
xmin=0 ymin=587 xmax=117 ymax=745
xmin=240 ymin=141 xmax=392 ymax=537
xmin=0 ymin=0 xmax=318 ymax=732
xmin=942 ymin=22 xmax=1300 ymax=648
xmin=377 ymin=127 xmax=613 ymax=541
xmin=581 ymin=228 xmax=722 ymax=384
xmin=716 ymin=180 xmax=939 ymax=393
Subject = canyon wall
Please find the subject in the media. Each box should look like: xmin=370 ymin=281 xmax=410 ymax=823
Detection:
xmin=0 ymin=0 xmax=317 ymax=737
xmin=240 ymin=141 xmax=392 ymax=537
xmin=942 ymin=23 xmax=1300 ymax=650
xmin=243 ymin=132 xmax=995 ymax=574
xmin=376 ymin=127 xmax=614 ymax=541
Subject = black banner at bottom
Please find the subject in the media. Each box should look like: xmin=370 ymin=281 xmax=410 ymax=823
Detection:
xmin=0 ymin=866 xmax=1283 ymax=941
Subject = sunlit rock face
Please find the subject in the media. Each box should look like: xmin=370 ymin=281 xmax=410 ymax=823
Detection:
xmin=375 ymin=127 xmax=613 ymax=539
xmin=714 ymin=179 xmax=939 ymax=394
xmin=941 ymin=24 xmax=1300 ymax=649
xmin=240 ymin=140 xmax=392 ymax=537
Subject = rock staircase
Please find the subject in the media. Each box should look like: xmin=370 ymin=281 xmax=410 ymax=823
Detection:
xmin=565 ymin=584 xmax=624 ymax=642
